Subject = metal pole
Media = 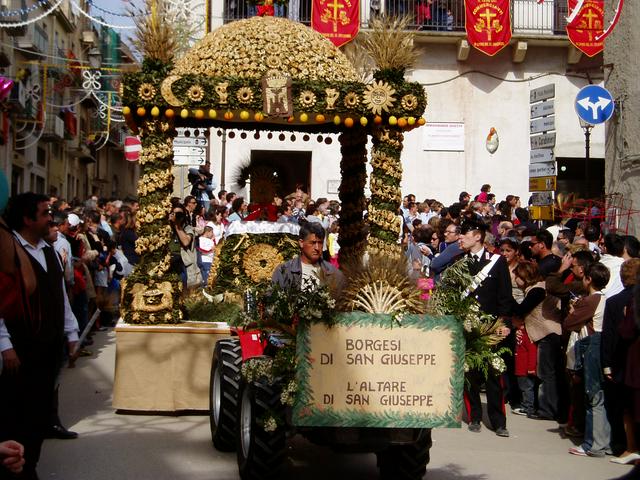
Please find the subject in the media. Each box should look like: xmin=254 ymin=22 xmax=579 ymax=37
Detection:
xmin=220 ymin=130 xmax=227 ymax=191
xmin=584 ymin=126 xmax=591 ymax=198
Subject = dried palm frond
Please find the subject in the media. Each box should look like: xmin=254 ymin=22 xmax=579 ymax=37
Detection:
xmin=339 ymin=254 xmax=425 ymax=314
xmin=129 ymin=0 xmax=196 ymax=65
xmin=361 ymin=15 xmax=419 ymax=76
xmin=341 ymin=40 xmax=376 ymax=83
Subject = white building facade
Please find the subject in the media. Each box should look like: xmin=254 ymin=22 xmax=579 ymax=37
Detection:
xmin=189 ymin=0 xmax=603 ymax=206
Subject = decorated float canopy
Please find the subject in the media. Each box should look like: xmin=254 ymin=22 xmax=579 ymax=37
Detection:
xmin=121 ymin=15 xmax=428 ymax=324
xmin=122 ymin=16 xmax=427 ymax=133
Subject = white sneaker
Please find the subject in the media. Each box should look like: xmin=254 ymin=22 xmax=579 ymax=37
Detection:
xmin=511 ymin=407 xmax=528 ymax=416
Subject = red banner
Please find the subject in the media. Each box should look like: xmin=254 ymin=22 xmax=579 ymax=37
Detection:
xmin=464 ymin=0 xmax=512 ymax=56
xmin=566 ymin=0 xmax=605 ymax=57
xmin=311 ymin=0 xmax=359 ymax=48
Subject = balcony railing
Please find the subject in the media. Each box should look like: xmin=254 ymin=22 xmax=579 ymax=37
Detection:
xmin=222 ymin=0 xmax=568 ymax=36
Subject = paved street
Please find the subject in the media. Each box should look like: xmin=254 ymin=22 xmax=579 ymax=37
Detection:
xmin=39 ymin=330 xmax=633 ymax=480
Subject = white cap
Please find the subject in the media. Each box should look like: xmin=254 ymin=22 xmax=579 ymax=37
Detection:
xmin=68 ymin=213 xmax=84 ymax=227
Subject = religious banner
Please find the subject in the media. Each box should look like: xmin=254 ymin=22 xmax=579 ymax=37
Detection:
xmin=311 ymin=0 xmax=359 ymax=48
xmin=464 ymin=0 xmax=512 ymax=56
xmin=566 ymin=0 xmax=605 ymax=57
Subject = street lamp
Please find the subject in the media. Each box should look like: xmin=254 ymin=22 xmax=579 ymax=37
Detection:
xmin=88 ymin=48 xmax=102 ymax=69
xmin=579 ymin=118 xmax=594 ymax=198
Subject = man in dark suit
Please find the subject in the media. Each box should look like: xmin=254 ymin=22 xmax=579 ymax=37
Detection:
xmin=458 ymin=218 xmax=514 ymax=437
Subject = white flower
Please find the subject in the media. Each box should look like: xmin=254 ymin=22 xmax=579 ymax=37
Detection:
xmin=263 ymin=416 xmax=278 ymax=432
xmin=490 ymin=354 xmax=506 ymax=373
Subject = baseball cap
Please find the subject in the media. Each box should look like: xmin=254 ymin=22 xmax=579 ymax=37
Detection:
xmin=68 ymin=213 xmax=84 ymax=227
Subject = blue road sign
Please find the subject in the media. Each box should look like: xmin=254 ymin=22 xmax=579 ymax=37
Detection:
xmin=575 ymin=85 xmax=615 ymax=125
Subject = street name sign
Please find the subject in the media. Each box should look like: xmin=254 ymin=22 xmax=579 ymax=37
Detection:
xmin=530 ymin=100 xmax=555 ymax=119
xmin=530 ymin=116 xmax=556 ymax=134
xmin=173 ymin=136 xmax=208 ymax=147
xmin=174 ymin=146 xmax=206 ymax=156
xmin=530 ymin=132 xmax=556 ymax=149
xmin=530 ymin=84 xmax=555 ymax=103
xmin=529 ymin=175 xmax=556 ymax=192
xmin=531 ymin=192 xmax=554 ymax=206
xmin=575 ymin=85 xmax=615 ymax=125
xmin=529 ymin=162 xmax=557 ymax=178
xmin=530 ymin=148 xmax=554 ymax=164
xmin=174 ymin=155 xmax=206 ymax=166
xmin=293 ymin=313 xmax=464 ymax=428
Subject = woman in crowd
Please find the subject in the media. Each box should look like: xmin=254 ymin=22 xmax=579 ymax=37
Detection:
xmin=499 ymin=237 xmax=524 ymax=304
xmin=117 ymin=210 xmax=139 ymax=266
xmin=512 ymin=261 xmax=563 ymax=421
xmin=227 ymin=197 xmax=247 ymax=222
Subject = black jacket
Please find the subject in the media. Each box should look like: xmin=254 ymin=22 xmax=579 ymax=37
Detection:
xmin=467 ymin=249 xmax=515 ymax=319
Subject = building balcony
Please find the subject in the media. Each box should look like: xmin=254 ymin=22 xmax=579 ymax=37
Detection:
xmin=14 ymin=24 xmax=48 ymax=58
xmin=222 ymin=0 xmax=568 ymax=38
xmin=42 ymin=114 xmax=65 ymax=142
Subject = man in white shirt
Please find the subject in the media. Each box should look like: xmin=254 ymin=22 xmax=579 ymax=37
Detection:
xmin=0 ymin=193 xmax=79 ymax=479
xmin=599 ymin=233 xmax=625 ymax=299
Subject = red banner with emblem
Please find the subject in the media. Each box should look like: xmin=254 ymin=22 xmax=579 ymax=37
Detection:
xmin=566 ymin=0 xmax=605 ymax=57
xmin=311 ymin=0 xmax=359 ymax=48
xmin=464 ymin=0 xmax=512 ymax=56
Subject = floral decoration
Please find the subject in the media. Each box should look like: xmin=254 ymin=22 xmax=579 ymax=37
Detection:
xmin=400 ymin=93 xmax=418 ymax=111
xmin=299 ymin=90 xmax=317 ymax=108
xmin=138 ymin=82 xmax=156 ymax=101
xmin=236 ymin=86 xmax=254 ymax=104
xmin=343 ymin=92 xmax=360 ymax=109
xmin=242 ymin=244 xmax=285 ymax=283
xmin=363 ymin=80 xmax=396 ymax=115
xmin=187 ymin=85 xmax=205 ymax=102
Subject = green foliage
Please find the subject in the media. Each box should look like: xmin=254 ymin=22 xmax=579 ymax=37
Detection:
xmin=183 ymin=295 xmax=242 ymax=323
xmin=428 ymin=257 xmax=511 ymax=379
xmin=233 ymin=281 xmax=338 ymax=334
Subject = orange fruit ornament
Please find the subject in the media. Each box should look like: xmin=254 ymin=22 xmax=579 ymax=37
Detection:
xmin=374 ymin=115 xmax=382 ymax=125
xmin=344 ymin=117 xmax=354 ymax=128
xmin=315 ymin=114 xmax=325 ymax=123
xmin=165 ymin=108 xmax=175 ymax=118
xmin=136 ymin=107 xmax=146 ymax=117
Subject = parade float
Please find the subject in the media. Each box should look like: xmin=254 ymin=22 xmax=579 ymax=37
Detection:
xmin=116 ymin=5 xmax=506 ymax=479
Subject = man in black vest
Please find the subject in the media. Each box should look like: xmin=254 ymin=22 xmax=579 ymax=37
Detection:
xmin=0 ymin=193 xmax=79 ymax=480
xmin=458 ymin=218 xmax=514 ymax=437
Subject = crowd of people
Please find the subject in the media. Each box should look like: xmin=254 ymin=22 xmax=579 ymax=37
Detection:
xmin=401 ymin=185 xmax=640 ymax=467
xmin=2 ymin=180 xmax=640 ymax=477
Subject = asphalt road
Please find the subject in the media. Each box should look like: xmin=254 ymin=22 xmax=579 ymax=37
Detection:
xmin=38 ymin=330 xmax=634 ymax=480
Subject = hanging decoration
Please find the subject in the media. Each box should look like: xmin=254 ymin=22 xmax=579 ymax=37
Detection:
xmin=0 ymin=0 xmax=62 ymax=28
xmin=0 ymin=0 xmax=50 ymax=18
xmin=70 ymin=0 xmax=136 ymax=30
xmin=566 ymin=0 xmax=604 ymax=57
xmin=0 ymin=77 xmax=13 ymax=102
xmin=464 ymin=0 xmax=512 ymax=56
xmin=594 ymin=0 xmax=623 ymax=42
xmin=311 ymin=0 xmax=359 ymax=48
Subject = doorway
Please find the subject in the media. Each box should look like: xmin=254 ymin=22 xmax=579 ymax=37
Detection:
xmin=248 ymin=150 xmax=312 ymax=203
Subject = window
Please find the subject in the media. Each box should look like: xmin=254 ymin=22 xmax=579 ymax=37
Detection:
xmin=37 ymin=146 xmax=46 ymax=167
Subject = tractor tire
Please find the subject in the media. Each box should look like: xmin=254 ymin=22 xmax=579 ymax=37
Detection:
xmin=377 ymin=429 xmax=432 ymax=480
xmin=237 ymin=380 xmax=287 ymax=480
xmin=209 ymin=338 xmax=242 ymax=452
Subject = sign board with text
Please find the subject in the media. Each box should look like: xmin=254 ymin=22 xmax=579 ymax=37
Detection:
xmin=530 ymin=192 xmax=554 ymax=206
xmin=530 ymin=132 xmax=556 ymax=149
xmin=173 ymin=127 xmax=209 ymax=166
xmin=530 ymin=116 xmax=555 ymax=135
xmin=530 ymin=84 xmax=555 ymax=103
xmin=530 ymin=148 xmax=554 ymax=164
xmin=529 ymin=175 xmax=557 ymax=192
xmin=293 ymin=313 xmax=464 ymax=428
xmin=530 ymin=205 xmax=554 ymax=221
xmin=529 ymin=161 xmax=557 ymax=178
xmin=530 ymin=100 xmax=555 ymax=119
xmin=422 ymin=122 xmax=465 ymax=152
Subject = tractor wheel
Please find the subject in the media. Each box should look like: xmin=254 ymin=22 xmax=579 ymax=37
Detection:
xmin=377 ymin=429 xmax=432 ymax=480
xmin=209 ymin=338 xmax=242 ymax=452
xmin=237 ymin=381 xmax=287 ymax=480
